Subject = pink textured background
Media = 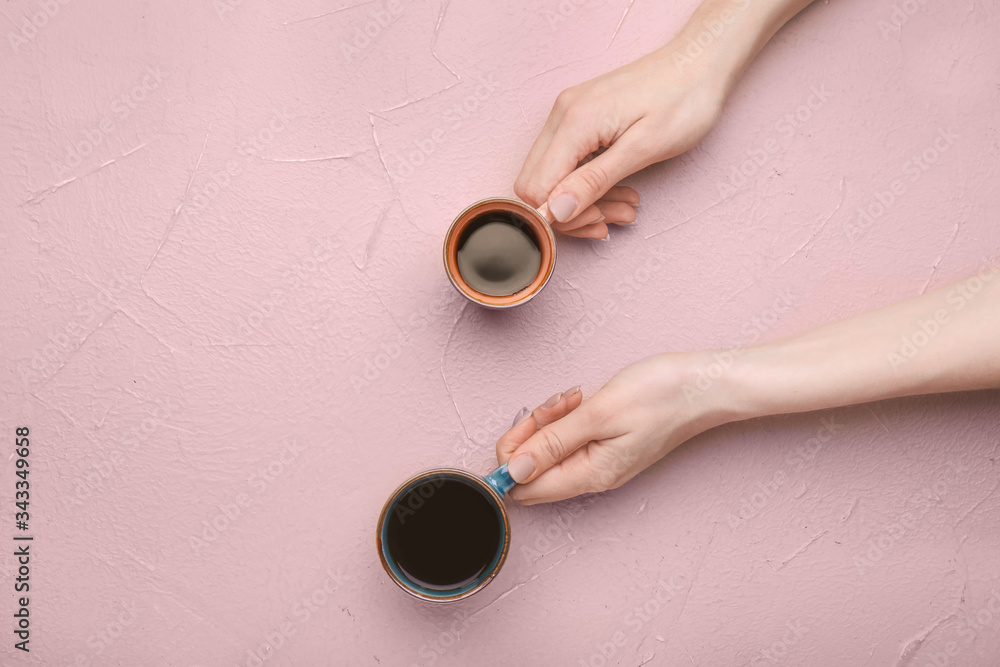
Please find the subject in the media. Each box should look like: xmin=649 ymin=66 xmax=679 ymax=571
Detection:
xmin=3 ymin=0 xmax=1000 ymax=664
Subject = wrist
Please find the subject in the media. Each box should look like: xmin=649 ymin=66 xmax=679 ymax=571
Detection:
xmin=687 ymin=341 xmax=805 ymax=426
xmin=718 ymin=342 xmax=792 ymax=422
xmin=662 ymin=0 xmax=809 ymax=97
xmin=676 ymin=349 xmax=761 ymax=430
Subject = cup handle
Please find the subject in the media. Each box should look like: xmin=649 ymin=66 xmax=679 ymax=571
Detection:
xmin=484 ymin=463 xmax=516 ymax=498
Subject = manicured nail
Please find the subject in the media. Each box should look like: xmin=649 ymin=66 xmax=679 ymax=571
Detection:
xmin=508 ymin=453 xmax=535 ymax=483
xmin=541 ymin=392 xmax=562 ymax=409
xmin=549 ymin=193 xmax=577 ymax=223
xmin=564 ymin=385 xmax=580 ymax=397
xmin=512 ymin=407 xmax=530 ymax=427
xmin=628 ymin=202 xmax=640 ymax=209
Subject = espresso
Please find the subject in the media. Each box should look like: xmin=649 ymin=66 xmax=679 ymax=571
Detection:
xmin=386 ymin=476 xmax=502 ymax=590
xmin=456 ymin=211 xmax=541 ymax=296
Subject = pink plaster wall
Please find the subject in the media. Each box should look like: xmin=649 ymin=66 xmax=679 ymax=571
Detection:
xmin=2 ymin=0 xmax=999 ymax=665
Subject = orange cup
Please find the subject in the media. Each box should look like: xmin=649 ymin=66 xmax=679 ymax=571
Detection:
xmin=443 ymin=197 xmax=556 ymax=309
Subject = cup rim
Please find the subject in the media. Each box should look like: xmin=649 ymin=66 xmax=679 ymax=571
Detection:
xmin=376 ymin=468 xmax=511 ymax=603
xmin=443 ymin=197 xmax=556 ymax=309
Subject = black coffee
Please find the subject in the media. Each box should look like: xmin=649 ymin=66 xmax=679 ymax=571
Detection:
xmin=456 ymin=211 xmax=542 ymax=296
xmin=386 ymin=476 xmax=502 ymax=590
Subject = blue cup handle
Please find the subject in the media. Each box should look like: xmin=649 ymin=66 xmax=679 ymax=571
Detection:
xmin=484 ymin=463 xmax=516 ymax=498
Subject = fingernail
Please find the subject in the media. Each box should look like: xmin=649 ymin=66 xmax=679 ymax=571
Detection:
xmin=541 ymin=392 xmax=562 ymax=409
xmin=549 ymin=193 xmax=577 ymax=223
xmin=564 ymin=385 xmax=580 ymax=397
xmin=512 ymin=407 xmax=530 ymax=427
xmin=628 ymin=202 xmax=640 ymax=209
xmin=508 ymin=453 xmax=535 ymax=483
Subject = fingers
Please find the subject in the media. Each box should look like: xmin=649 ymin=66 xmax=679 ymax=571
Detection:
xmin=517 ymin=100 xmax=644 ymax=223
xmin=559 ymin=221 xmax=609 ymax=239
xmin=602 ymin=185 xmax=640 ymax=206
xmin=514 ymin=86 xmax=642 ymax=239
xmin=545 ymin=136 xmax=646 ymax=223
xmin=515 ymin=126 xmax=560 ymax=208
xmin=550 ymin=204 xmax=604 ymax=233
xmin=532 ymin=386 xmax=583 ymax=428
xmin=595 ymin=200 xmax=637 ymax=226
xmin=496 ymin=386 xmax=584 ymax=466
xmin=530 ymin=118 xmax=605 ymax=220
xmin=509 ymin=445 xmax=596 ymax=505
xmin=503 ymin=391 xmax=612 ymax=486
xmin=549 ymin=190 xmax=639 ymax=238
xmin=513 ymin=432 xmax=640 ymax=505
xmin=514 ymin=88 xmax=580 ymax=207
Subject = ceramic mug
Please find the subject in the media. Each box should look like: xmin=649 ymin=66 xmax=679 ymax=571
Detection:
xmin=443 ymin=197 xmax=556 ymax=309
xmin=376 ymin=464 xmax=516 ymax=602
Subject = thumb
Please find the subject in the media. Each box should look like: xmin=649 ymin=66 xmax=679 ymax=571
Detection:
xmin=506 ymin=399 xmax=607 ymax=485
xmin=545 ymin=138 xmax=645 ymax=224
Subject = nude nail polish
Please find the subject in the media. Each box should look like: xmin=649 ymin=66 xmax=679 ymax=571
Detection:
xmin=507 ymin=454 xmax=535 ymax=483
xmin=549 ymin=193 xmax=577 ymax=223
xmin=541 ymin=392 xmax=562 ymax=409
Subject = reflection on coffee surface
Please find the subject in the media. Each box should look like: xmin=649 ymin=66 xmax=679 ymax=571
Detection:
xmin=456 ymin=211 xmax=542 ymax=296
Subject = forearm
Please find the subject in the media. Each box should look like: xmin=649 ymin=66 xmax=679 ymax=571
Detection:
xmin=665 ymin=0 xmax=816 ymax=93
xmin=721 ymin=265 xmax=1000 ymax=420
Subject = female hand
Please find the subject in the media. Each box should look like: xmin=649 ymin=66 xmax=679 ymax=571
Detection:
xmin=497 ymin=352 xmax=730 ymax=504
xmin=496 ymin=265 xmax=1000 ymax=505
xmin=514 ymin=39 xmax=730 ymax=239
xmin=515 ymin=0 xmax=818 ymax=238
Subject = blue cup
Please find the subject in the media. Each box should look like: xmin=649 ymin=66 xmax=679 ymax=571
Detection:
xmin=376 ymin=464 xmax=516 ymax=602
